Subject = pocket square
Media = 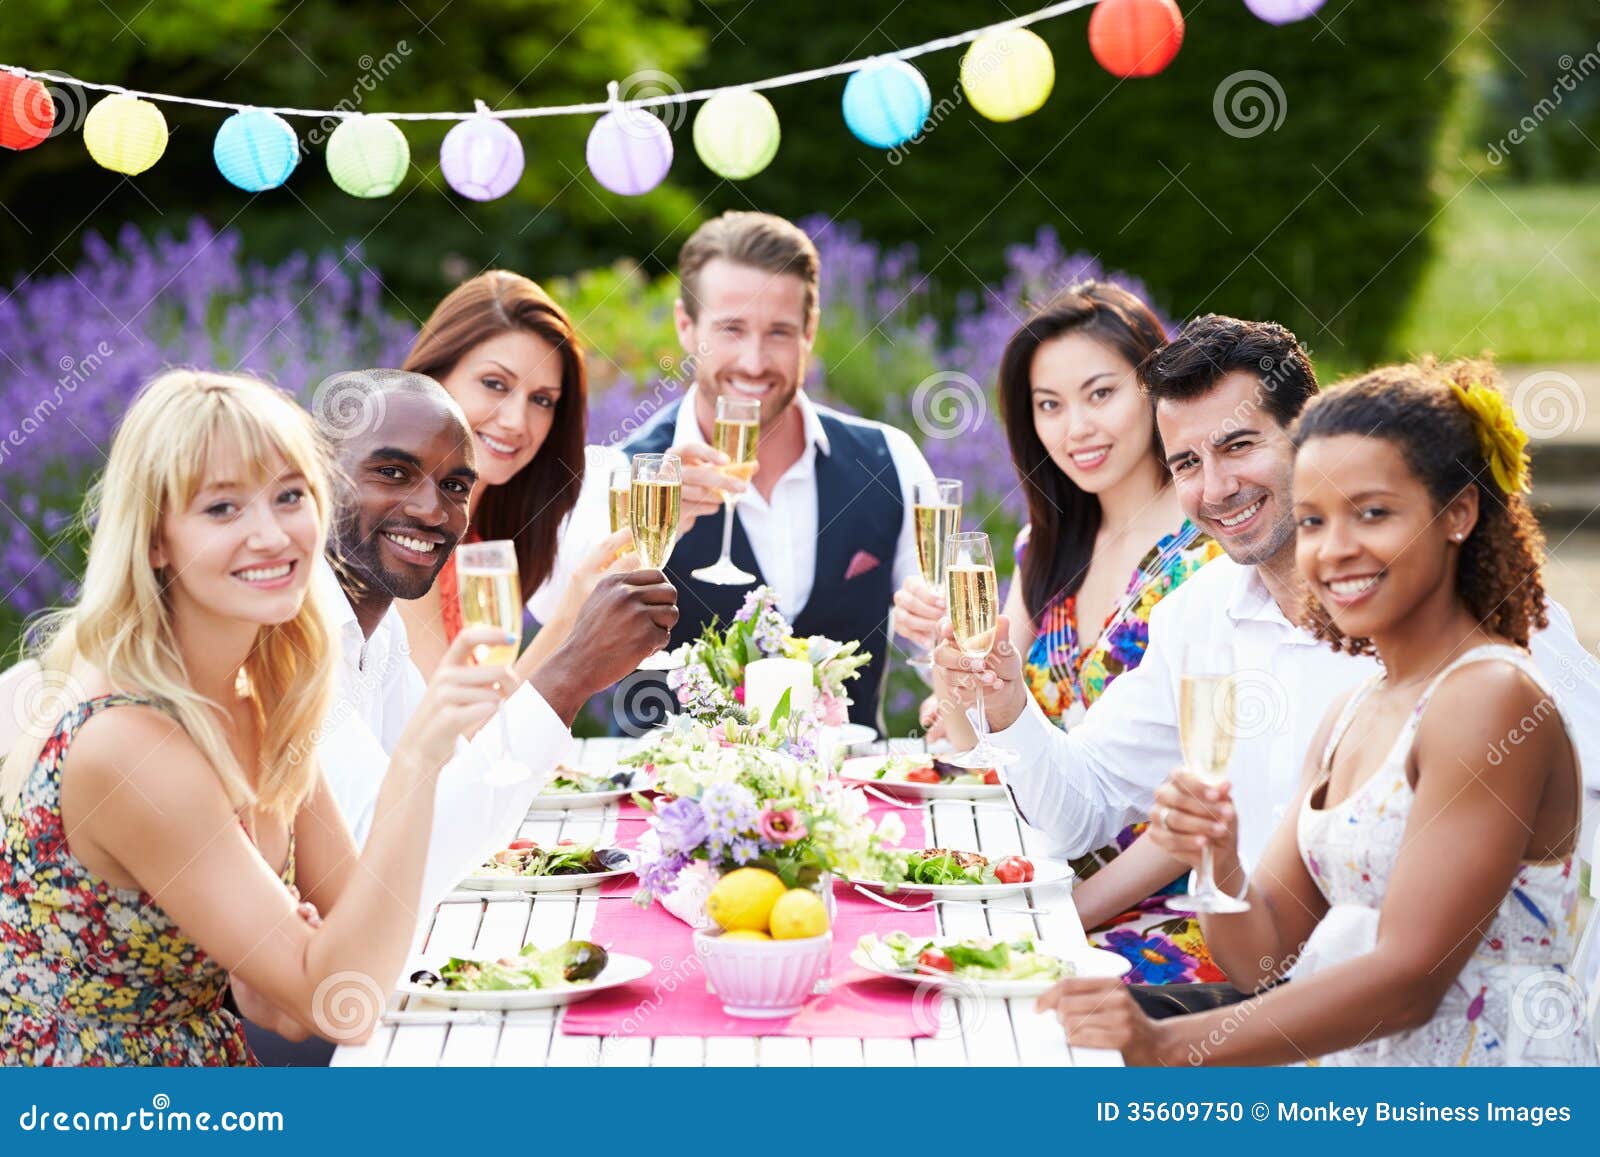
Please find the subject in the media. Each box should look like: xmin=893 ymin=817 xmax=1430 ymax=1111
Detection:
xmin=844 ymin=550 xmax=882 ymax=581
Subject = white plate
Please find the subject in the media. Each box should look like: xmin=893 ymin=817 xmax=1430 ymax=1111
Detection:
xmin=399 ymin=952 xmax=653 ymax=1010
xmin=845 ymin=855 xmax=1074 ymax=901
xmin=834 ymin=723 xmax=878 ymax=748
xmin=839 ymin=754 xmax=1008 ymax=801
xmin=850 ymin=942 xmax=1131 ymax=998
xmin=528 ymin=769 xmax=652 ymax=811
xmin=459 ymin=849 xmax=635 ymax=892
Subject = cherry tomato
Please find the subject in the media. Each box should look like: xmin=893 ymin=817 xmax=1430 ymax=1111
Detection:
xmin=981 ymin=770 xmax=1001 ymax=785
xmin=918 ymin=949 xmax=954 ymax=972
xmin=507 ymin=838 xmax=538 ymax=851
xmin=905 ymin=766 xmax=941 ymax=784
xmin=994 ymin=856 xmax=1034 ymax=884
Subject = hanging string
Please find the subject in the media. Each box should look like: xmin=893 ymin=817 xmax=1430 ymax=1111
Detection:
xmin=0 ymin=0 xmax=1101 ymax=123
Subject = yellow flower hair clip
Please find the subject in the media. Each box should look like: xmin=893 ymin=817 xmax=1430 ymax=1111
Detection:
xmin=1450 ymin=380 xmax=1531 ymax=495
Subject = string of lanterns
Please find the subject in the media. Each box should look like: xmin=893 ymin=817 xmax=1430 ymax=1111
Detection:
xmin=0 ymin=0 xmax=1323 ymax=199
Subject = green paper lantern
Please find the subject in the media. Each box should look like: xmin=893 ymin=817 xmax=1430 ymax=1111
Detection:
xmin=83 ymin=93 xmax=168 ymax=176
xmin=326 ymin=115 xmax=410 ymax=198
xmin=693 ymin=89 xmax=780 ymax=180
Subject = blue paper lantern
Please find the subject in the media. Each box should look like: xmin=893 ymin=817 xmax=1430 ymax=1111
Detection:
xmin=440 ymin=103 xmax=525 ymax=202
xmin=213 ymin=109 xmax=300 ymax=192
xmin=842 ymin=60 xmax=931 ymax=150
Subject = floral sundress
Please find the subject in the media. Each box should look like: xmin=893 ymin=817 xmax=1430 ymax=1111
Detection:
xmin=1 ymin=693 xmax=294 ymax=1066
xmin=1297 ymin=645 xmax=1594 ymax=1065
xmin=1017 ymin=519 xmax=1225 ymax=984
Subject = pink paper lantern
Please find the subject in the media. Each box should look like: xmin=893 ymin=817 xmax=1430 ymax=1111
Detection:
xmin=440 ymin=104 xmax=524 ymax=202
xmin=586 ymin=105 xmax=674 ymax=196
xmin=1243 ymin=0 xmax=1327 ymax=24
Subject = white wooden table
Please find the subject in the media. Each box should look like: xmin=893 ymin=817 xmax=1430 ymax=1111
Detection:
xmin=332 ymin=738 xmax=1124 ymax=1067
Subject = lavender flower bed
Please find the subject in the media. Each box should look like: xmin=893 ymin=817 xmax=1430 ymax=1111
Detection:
xmin=0 ymin=219 xmax=414 ymax=628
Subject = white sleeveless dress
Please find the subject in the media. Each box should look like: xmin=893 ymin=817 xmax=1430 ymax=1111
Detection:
xmin=1295 ymin=644 xmax=1595 ymax=1066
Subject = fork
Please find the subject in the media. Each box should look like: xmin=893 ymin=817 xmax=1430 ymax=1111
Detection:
xmin=850 ymin=884 xmax=1050 ymax=916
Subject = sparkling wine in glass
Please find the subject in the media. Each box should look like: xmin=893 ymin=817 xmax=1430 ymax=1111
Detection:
xmin=455 ymin=539 xmax=528 ymax=786
xmin=942 ymin=531 xmax=1016 ymax=769
xmin=630 ymin=452 xmax=683 ymax=671
xmin=1165 ymin=644 xmax=1251 ymax=914
xmin=908 ymin=478 xmax=962 ymax=674
xmin=691 ymin=396 xmax=760 ymax=586
xmin=608 ymin=464 xmax=632 ymax=535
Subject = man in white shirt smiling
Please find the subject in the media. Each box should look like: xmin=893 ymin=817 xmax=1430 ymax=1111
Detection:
xmin=617 ymin=212 xmax=935 ymax=733
xmin=933 ymin=316 xmax=1600 ymax=885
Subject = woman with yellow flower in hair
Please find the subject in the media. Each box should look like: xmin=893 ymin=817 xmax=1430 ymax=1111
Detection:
xmin=1037 ymin=357 xmax=1595 ymax=1066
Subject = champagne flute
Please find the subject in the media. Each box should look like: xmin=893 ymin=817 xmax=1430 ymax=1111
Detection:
xmin=691 ymin=395 xmax=760 ymax=586
xmin=608 ymin=464 xmax=632 ymax=536
xmin=942 ymin=531 xmax=1017 ymax=769
xmin=630 ymin=452 xmax=683 ymax=671
xmin=907 ymin=478 xmax=962 ymax=674
xmin=455 ymin=539 xmax=528 ymax=786
xmin=1164 ymin=644 xmax=1251 ymax=914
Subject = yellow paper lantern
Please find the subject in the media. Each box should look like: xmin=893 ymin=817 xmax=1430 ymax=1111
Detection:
xmin=693 ymin=90 xmax=780 ymax=180
xmin=960 ymin=28 xmax=1055 ymax=123
xmin=326 ymin=115 xmax=411 ymax=198
xmin=83 ymin=93 xmax=169 ymax=175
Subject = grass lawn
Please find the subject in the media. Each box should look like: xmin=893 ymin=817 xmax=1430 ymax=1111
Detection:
xmin=1391 ymin=181 xmax=1600 ymax=365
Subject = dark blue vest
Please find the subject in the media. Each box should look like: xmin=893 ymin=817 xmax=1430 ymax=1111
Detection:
xmin=621 ymin=398 xmax=903 ymax=732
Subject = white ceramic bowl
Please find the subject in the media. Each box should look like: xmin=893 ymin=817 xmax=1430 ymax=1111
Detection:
xmin=694 ymin=930 xmax=833 ymax=1018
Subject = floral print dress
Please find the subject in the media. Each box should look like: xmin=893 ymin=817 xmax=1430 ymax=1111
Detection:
xmin=1018 ymin=519 xmax=1225 ymax=984
xmin=1 ymin=694 xmax=293 ymax=1066
xmin=1296 ymin=646 xmax=1594 ymax=1066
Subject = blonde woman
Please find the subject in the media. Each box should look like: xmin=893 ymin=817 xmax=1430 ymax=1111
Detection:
xmin=0 ymin=370 xmax=508 ymax=1066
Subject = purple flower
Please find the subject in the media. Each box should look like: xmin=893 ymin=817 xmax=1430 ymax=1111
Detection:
xmin=654 ymin=798 xmax=708 ymax=856
xmin=700 ymin=783 xmax=760 ymax=859
xmin=730 ymin=838 xmax=761 ymax=865
xmin=734 ymin=587 xmax=767 ymax=623
xmin=638 ymin=850 xmax=691 ymax=896
xmin=752 ymin=606 xmax=790 ymax=657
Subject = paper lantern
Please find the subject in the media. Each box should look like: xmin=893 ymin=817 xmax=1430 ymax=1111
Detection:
xmin=960 ymin=28 xmax=1055 ymax=123
xmin=586 ymin=105 xmax=674 ymax=195
xmin=440 ymin=103 xmax=524 ymax=201
xmin=842 ymin=60 xmax=931 ymax=149
xmin=693 ymin=89 xmax=779 ymax=180
xmin=325 ymin=114 xmax=409 ymax=198
xmin=213 ymin=109 xmax=299 ymax=192
xmin=1244 ymin=0 xmax=1326 ymax=24
xmin=83 ymin=94 xmax=168 ymax=175
xmin=0 ymin=71 xmax=54 ymax=151
xmin=1088 ymin=0 xmax=1186 ymax=78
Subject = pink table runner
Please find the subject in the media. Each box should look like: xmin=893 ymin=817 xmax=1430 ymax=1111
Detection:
xmin=560 ymin=799 xmax=939 ymax=1038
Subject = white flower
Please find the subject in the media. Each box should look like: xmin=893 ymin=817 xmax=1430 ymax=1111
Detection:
xmin=875 ymin=811 xmax=906 ymax=848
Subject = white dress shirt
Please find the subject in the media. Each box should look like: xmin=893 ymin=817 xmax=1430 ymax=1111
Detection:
xmin=311 ymin=559 xmax=572 ymax=916
xmin=547 ymin=388 xmax=935 ymax=622
xmin=992 ymin=554 xmax=1600 ymax=872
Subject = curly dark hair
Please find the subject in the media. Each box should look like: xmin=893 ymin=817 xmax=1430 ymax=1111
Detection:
xmin=1137 ymin=314 xmax=1318 ymax=426
xmin=1290 ymin=356 xmax=1547 ymax=655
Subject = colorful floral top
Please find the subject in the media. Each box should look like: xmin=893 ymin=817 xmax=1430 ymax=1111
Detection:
xmin=0 ymin=694 xmax=294 ymax=1066
xmin=1296 ymin=646 xmax=1593 ymax=1066
xmin=1016 ymin=520 xmax=1225 ymax=985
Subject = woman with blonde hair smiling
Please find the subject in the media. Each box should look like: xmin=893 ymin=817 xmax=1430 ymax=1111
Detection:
xmin=0 ymin=369 xmax=510 ymax=1065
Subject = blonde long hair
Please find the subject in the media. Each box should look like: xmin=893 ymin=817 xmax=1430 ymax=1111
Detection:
xmin=2 ymin=370 xmax=336 ymax=821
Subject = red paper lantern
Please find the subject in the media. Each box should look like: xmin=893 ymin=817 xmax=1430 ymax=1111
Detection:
xmin=1088 ymin=0 xmax=1186 ymax=78
xmin=0 ymin=70 xmax=54 ymax=150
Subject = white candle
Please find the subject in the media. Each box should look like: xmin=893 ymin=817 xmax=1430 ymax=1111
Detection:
xmin=744 ymin=657 xmax=815 ymax=723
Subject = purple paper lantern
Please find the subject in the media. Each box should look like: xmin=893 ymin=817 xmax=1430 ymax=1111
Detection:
xmin=440 ymin=104 xmax=524 ymax=201
xmin=1243 ymin=0 xmax=1326 ymax=24
xmin=586 ymin=105 xmax=674 ymax=196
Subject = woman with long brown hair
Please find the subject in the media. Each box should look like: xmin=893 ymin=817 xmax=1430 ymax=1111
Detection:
xmin=396 ymin=271 xmax=631 ymax=677
xmin=895 ymin=281 xmax=1224 ymax=985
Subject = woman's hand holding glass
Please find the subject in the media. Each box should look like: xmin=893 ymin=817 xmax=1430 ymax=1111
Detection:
xmin=1145 ymin=770 xmax=1245 ymax=894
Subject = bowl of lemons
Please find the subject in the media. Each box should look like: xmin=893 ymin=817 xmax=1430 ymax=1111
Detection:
xmin=693 ymin=867 xmax=833 ymax=1018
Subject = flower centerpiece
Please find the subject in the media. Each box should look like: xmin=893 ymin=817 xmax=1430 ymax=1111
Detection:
xmin=666 ymin=585 xmax=870 ymax=727
xmin=623 ymin=716 xmax=906 ymax=910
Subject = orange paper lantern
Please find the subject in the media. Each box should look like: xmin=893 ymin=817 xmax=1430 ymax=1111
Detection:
xmin=0 ymin=70 xmax=54 ymax=150
xmin=1088 ymin=0 xmax=1186 ymax=78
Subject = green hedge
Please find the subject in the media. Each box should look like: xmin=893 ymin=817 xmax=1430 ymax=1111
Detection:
xmin=675 ymin=2 xmax=1467 ymax=363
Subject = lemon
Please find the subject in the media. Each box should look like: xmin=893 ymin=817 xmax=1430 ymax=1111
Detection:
xmin=718 ymin=929 xmax=771 ymax=942
xmin=768 ymin=888 xmax=829 ymax=939
xmin=705 ymin=868 xmax=787 ymax=932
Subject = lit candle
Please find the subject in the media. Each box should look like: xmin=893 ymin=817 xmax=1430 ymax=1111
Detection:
xmin=743 ymin=657 xmax=815 ymax=723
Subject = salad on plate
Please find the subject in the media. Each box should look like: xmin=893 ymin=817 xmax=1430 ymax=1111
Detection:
xmin=898 ymin=848 xmax=1035 ymax=886
xmin=471 ymin=839 xmax=630 ymax=879
xmin=410 ymin=940 xmax=610 ymax=993
xmin=857 ymin=931 xmax=1076 ymax=983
